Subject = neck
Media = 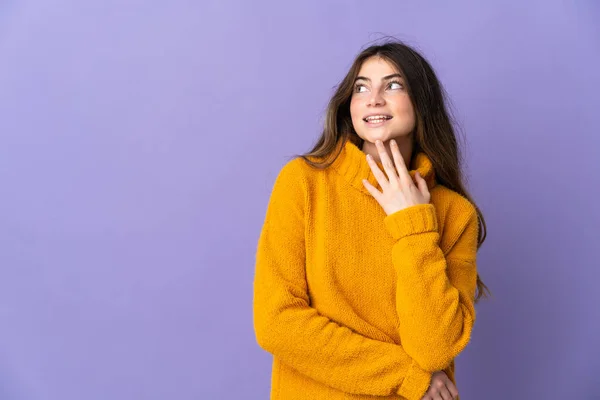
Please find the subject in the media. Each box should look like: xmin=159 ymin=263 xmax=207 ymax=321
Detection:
xmin=361 ymin=135 xmax=414 ymax=166
xmin=329 ymin=136 xmax=436 ymax=195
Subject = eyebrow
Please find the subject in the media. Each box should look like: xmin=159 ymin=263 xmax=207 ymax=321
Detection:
xmin=354 ymin=73 xmax=403 ymax=83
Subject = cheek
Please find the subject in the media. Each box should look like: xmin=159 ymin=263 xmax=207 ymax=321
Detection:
xmin=391 ymin=97 xmax=413 ymax=113
xmin=349 ymin=98 xmax=361 ymax=118
xmin=392 ymin=102 xmax=415 ymax=121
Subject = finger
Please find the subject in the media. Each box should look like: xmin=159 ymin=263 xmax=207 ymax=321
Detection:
xmin=439 ymin=384 xmax=453 ymax=400
xmin=389 ymin=139 xmax=413 ymax=186
xmin=366 ymin=154 xmax=390 ymax=189
xmin=445 ymin=380 xmax=459 ymax=399
xmin=375 ymin=140 xmax=399 ymax=185
xmin=432 ymin=378 xmax=449 ymax=400
xmin=362 ymin=178 xmax=382 ymax=200
xmin=415 ymin=171 xmax=429 ymax=195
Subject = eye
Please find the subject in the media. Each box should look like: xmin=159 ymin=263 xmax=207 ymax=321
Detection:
xmin=388 ymin=81 xmax=403 ymax=90
xmin=354 ymin=84 xmax=367 ymax=93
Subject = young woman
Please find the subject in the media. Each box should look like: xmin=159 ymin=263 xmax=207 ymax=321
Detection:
xmin=253 ymin=39 xmax=490 ymax=400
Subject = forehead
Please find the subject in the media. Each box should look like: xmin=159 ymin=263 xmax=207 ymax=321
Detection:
xmin=357 ymin=56 xmax=399 ymax=77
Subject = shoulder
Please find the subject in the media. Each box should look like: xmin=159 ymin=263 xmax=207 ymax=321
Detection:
xmin=274 ymin=156 xmax=313 ymax=185
xmin=430 ymin=184 xmax=478 ymax=242
xmin=266 ymin=156 xmax=317 ymax=204
xmin=274 ymin=155 xmax=328 ymax=187
xmin=431 ymin=185 xmax=476 ymax=216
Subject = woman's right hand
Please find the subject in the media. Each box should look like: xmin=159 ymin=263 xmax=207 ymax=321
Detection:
xmin=419 ymin=371 xmax=459 ymax=400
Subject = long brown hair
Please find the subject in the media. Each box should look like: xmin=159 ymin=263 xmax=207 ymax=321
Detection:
xmin=295 ymin=39 xmax=491 ymax=303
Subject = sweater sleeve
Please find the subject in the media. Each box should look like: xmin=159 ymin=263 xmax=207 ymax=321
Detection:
xmin=253 ymin=160 xmax=432 ymax=399
xmin=383 ymin=202 xmax=479 ymax=372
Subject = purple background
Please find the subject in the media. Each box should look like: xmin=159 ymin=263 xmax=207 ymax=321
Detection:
xmin=1 ymin=1 xmax=598 ymax=399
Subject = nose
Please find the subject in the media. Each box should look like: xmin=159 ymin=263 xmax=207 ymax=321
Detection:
xmin=367 ymin=88 xmax=385 ymax=107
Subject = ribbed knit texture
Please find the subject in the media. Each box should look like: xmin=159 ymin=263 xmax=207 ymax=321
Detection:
xmin=253 ymin=139 xmax=479 ymax=400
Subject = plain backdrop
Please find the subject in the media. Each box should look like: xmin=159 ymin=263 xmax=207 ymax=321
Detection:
xmin=0 ymin=1 xmax=599 ymax=399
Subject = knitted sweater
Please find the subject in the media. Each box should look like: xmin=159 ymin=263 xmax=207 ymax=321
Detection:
xmin=253 ymin=139 xmax=479 ymax=400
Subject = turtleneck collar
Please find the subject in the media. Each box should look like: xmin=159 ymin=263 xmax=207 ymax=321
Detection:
xmin=329 ymin=139 xmax=437 ymax=195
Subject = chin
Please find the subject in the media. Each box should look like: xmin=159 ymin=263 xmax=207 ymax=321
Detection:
xmin=364 ymin=130 xmax=413 ymax=143
xmin=358 ymin=131 xmax=395 ymax=144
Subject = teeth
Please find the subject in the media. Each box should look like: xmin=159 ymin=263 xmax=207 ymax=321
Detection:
xmin=365 ymin=115 xmax=391 ymax=122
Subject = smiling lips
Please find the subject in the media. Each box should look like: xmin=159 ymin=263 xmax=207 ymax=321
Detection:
xmin=363 ymin=115 xmax=393 ymax=125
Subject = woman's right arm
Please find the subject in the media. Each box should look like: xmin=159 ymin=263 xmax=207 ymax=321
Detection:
xmin=253 ymin=160 xmax=432 ymax=399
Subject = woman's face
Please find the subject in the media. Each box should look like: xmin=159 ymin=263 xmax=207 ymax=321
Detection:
xmin=349 ymin=56 xmax=416 ymax=145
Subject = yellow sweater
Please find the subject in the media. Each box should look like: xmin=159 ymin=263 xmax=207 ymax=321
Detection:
xmin=253 ymin=139 xmax=479 ymax=400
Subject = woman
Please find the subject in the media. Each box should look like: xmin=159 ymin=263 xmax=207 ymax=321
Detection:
xmin=253 ymin=39 xmax=490 ymax=400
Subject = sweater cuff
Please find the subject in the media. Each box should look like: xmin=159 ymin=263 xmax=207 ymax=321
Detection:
xmin=396 ymin=360 xmax=431 ymax=399
xmin=383 ymin=204 xmax=438 ymax=240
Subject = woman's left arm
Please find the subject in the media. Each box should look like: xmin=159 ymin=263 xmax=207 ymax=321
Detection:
xmin=362 ymin=139 xmax=479 ymax=373
xmin=384 ymin=202 xmax=478 ymax=373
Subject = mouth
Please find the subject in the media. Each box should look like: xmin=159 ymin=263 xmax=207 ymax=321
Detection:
xmin=363 ymin=115 xmax=393 ymax=126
